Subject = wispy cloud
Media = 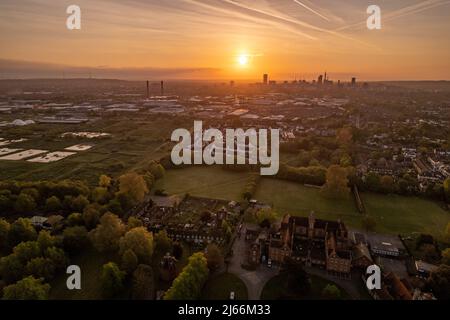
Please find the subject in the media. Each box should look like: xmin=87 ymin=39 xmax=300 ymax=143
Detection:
xmin=292 ymin=0 xmax=331 ymax=22
xmin=192 ymin=0 xmax=370 ymax=46
xmin=337 ymin=0 xmax=450 ymax=31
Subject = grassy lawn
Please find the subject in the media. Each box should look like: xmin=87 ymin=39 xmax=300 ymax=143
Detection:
xmin=254 ymin=178 xmax=449 ymax=237
xmin=254 ymin=178 xmax=361 ymax=226
xmin=201 ymin=273 xmax=248 ymax=300
xmin=261 ymin=273 xmax=350 ymax=300
xmin=362 ymin=193 xmax=449 ymax=237
xmin=156 ymin=166 xmax=250 ymax=201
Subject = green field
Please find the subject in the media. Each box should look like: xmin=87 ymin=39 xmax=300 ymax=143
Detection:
xmin=254 ymin=178 xmax=360 ymax=223
xmin=201 ymin=273 xmax=248 ymax=300
xmin=362 ymin=193 xmax=449 ymax=236
xmin=155 ymin=166 xmax=250 ymax=201
xmin=158 ymin=168 xmax=449 ymax=236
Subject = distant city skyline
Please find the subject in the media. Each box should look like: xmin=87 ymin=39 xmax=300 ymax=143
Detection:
xmin=1 ymin=0 xmax=450 ymax=80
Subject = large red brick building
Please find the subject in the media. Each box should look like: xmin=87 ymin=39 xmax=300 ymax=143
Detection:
xmin=268 ymin=212 xmax=353 ymax=276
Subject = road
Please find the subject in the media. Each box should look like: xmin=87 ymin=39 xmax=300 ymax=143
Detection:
xmin=227 ymin=224 xmax=278 ymax=300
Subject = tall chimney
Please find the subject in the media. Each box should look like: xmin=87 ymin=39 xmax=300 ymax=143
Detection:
xmin=146 ymin=80 xmax=149 ymax=99
xmin=161 ymin=81 xmax=164 ymax=96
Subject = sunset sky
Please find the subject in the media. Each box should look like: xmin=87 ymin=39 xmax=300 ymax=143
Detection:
xmin=1 ymin=0 xmax=449 ymax=81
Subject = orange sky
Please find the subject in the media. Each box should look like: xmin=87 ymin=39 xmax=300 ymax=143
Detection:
xmin=0 ymin=0 xmax=449 ymax=80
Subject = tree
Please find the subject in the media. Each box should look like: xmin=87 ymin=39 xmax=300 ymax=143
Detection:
xmin=92 ymin=187 xmax=109 ymax=204
xmin=45 ymin=246 xmax=67 ymax=270
xmin=115 ymin=192 xmax=134 ymax=212
xmin=322 ymin=284 xmax=341 ymax=299
xmin=380 ymin=176 xmax=395 ymax=194
xmin=337 ymin=127 xmax=353 ymax=146
xmin=100 ymin=262 xmax=125 ymax=298
xmin=205 ymin=244 xmax=223 ymax=271
xmin=25 ymin=257 xmax=56 ymax=281
xmin=45 ymin=196 xmax=62 ymax=212
xmin=132 ymin=264 xmax=154 ymax=300
xmin=444 ymin=178 xmax=450 ymax=203
xmin=127 ymin=216 xmax=143 ymax=230
xmin=2 ymin=276 xmax=50 ymax=300
xmin=149 ymin=162 xmax=165 ymax=180
xmin=172 ymin=242 xmax=183 ymax=260
xmin=365 ymin=172 xmax=381 ymax=192
xmin=8 ymin=218 xmax=37 ymax=248
xmin=427 ymin=264 xmax=450 ymax=300
xmin=37 ymin=230 xmax=56 ymax=251
xmin=71 ymin=195 xmax=90 ymax=212
xmin=256 ymin=209 xmax=277 ymax=226
xmin=361 ymin=215 xmax=376 ymax=232
xmin=0 ymin=193 xmax=13 ymax=212
xmin=416 ymin=234 xmax=434 ymax=249
xmin=67 ymin=212 xmax=83 ymax=226
xmin=63 ymin=226 xmax=89 ymax=253
xmin=82 ymin=205 xmax=101 ymax=229
xmin=281 ymin=258 xmax=311 ymax=295
xmin=14 ymin=192 xmax=36 ymax=213
xmin=119 ymin=227 xmax=154 ymax=264
xmin=321 ymin=165 xmax=350 ymax=199
xmin=0 ymin=254 xmax=25 ymax=284
xmin=143 ymin=172 xmax=155 ymax=190
xmin=421 ymin=244 xmax=439 ymax=262
xmin=89 ymin=213 xmax=126 ymax=253
xmin=339 ymin=154 xmax=352 ymax=167
xmin=107 ymin=198 xmax=124 ymax=216
xmin=0 ymin=218 xmax=10 ymax=250
xmin=118 ymin=173 xmax=149 ymax=204
xmin=154 ymin=229 xmax=172 ymax=255
xmin=99 ymin=175 xmax=112 ymax=188
xmin=21 ymin=188 xmax=40 ymax=202
xmin=445 ymin=223 xmax=450 ymax=244
xmin=164 ymin=252 xmax=209 ymax=300
xmin=441 ymin=248 xmax=450 ymax=266
xmin=13 ymin=241 xmax=41 ymax=263
xmin=122 ymin=249 xmax=138 ymax=274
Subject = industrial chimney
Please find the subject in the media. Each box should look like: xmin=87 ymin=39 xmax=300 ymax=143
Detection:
xmin=146 ymin=80 xmax=149 ymax=99
xmin=161 ymin=81 xmax=164 ymax=96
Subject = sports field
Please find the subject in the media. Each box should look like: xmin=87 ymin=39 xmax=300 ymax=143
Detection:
xmin=155 ymin=166 xmax=249 ymax=201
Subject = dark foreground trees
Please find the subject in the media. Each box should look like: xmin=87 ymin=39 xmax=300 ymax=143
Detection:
xmin=3 ymin=276 xmax=50 ymax=300
xmin=164 ymin=252 xmax=209 ymax=300
xmin=132 ymin=264 xmax=155 ymax=300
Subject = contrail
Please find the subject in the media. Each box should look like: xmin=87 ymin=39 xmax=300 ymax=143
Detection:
xmin=183 ymin=0 xmax=376 ymax=48
xmin=293 ymin=0 xmax=331 ymax=22
xmin=219 ymin=0 xmax=362 ymax=43
xmin=336 ymin=0 xmax=450 ymax=31
xmin=183 ymin=0 xmax=317 ymax=40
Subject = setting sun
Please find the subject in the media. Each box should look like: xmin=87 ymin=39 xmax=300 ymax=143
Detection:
xmin=237 ymin=54 xmax=250 ymax=67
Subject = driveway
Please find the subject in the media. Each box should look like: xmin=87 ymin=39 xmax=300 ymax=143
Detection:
xmin=227 ymin=224 xmax=278 ymax=300
xmin=226 ymin=224 xmax=368 ymax=300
